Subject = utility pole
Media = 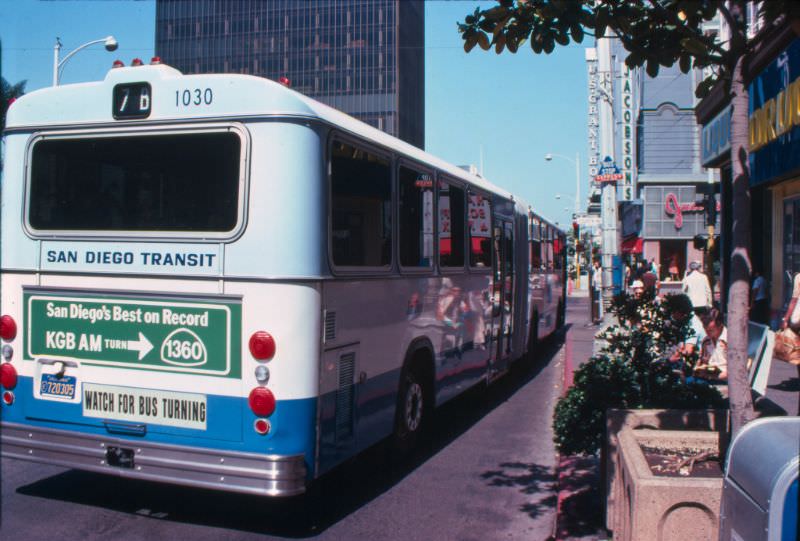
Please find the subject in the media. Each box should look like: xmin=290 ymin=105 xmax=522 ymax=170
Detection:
xmin=597 ymin=36 xmax=618 ymax=307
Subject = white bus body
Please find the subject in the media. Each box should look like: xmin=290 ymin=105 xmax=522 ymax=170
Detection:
xmin=0 ymin=62 xmax=565 ymax=496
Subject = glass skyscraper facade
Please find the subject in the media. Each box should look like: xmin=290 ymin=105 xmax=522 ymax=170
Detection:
xmin=155 ymin=0 xmax=424 ymax=148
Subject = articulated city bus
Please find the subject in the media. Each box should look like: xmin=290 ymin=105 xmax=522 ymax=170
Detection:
xmin=0 ymin=59 xmax=565 ymax=496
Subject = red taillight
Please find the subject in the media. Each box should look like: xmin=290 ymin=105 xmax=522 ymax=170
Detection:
xmin=0 ymin=363 xmax=17 ymax=390
xmin=248 ymin=387 xmax=276 ymax=417
xmin=112 ymin=60 xmax=125 ymax=68
xmin=131 ymin=58 xmax=144 ymax=66
xmin=249 ymin=331 xmax=276 ymax=360
xmin=2 ymin=391 xmax=13 ymax=405
xmin=150 ymin=56 xmax=162 ymax=65
xmin=0 ymin=315 xmax=16 ymax=341
xmin=254 ymin=418 xmax=271 ymax=435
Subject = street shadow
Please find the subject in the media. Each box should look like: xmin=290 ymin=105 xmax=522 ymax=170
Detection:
xmin=768 ymin=375 xmax=800 ymax=392
xmin=554 ymin=456 xmax=605 ymax=540
xmin=481 ymin=461 xmax=557 ymax=519
xmin=15 ymin=328 xmax=568 ymax=537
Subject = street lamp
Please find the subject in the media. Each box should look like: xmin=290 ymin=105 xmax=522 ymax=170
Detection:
xmin=546 ymin=152 xmax=583 ymax=289
xmin=53 ymin=35 xmax=119 ymax=86
xmin=544 ymin=152 xmax=581 ymax=216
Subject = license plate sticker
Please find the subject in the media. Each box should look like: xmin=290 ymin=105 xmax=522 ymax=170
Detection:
xmin=39 ymin=373 xmax=77 ymax=400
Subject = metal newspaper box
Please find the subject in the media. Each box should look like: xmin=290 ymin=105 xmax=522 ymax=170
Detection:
xmin=720 ymin=417 xmax=799 ymax=541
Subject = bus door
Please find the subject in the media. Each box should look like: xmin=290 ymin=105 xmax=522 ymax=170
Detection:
xmin=489 ymin=219 xmax=514 ymax=377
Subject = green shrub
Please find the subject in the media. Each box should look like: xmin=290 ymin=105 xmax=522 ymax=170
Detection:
xmin=553 ymin=292 xmax=727 ymax=456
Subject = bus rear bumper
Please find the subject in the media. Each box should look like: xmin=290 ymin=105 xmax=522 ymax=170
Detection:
xmin=0 ymin=421 xmax=307 ymax=497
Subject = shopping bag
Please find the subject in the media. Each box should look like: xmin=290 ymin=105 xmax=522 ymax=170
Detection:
xmin=773 ymin=327 xmax=800 ymax=365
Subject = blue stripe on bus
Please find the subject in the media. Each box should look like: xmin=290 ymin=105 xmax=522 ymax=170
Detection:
xmin=3 ymin=376 xmax=317 ymax=474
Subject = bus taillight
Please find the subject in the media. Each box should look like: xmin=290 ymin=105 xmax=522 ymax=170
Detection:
xmin=249 ymin=331 xmax=275 ymax=361
xmin=248 ymin=387 xmax=276 ymax=417
xmin=0 ymin=315 xmax=16 ymax=341
xmin=0 ymin=362 xmax=18 ymax=390
xmin=253 ymin=419 xmax=271 ymax=435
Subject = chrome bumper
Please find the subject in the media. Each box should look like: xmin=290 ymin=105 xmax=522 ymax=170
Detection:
xmin=1 ymin=422 xmax=307 ymax=497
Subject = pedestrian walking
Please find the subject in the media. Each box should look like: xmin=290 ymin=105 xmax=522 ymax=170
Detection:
xmin=682 ymin=260 xmax=712 ymax=314
xmin=592 ymin=259 xmax=603 ymax=323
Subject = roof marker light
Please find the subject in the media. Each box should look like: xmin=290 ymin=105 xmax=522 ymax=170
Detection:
xmin=112 ymin=60 xmax=125 ymax=68
xmin=150 ymin=56 xmax=162 ymax=65
xmin=131 ymin=58 xmax=144 ymax=67
xmin=278 ymin=76 xmax=291 ymax=87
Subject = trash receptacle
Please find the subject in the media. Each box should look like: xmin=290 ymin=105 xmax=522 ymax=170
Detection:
xmin=719 ymin=417 xmax=799 ymax=541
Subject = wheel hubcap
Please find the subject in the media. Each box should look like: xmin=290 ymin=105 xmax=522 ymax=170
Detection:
xmin=405 ymin=382 xmax=423 ymax=432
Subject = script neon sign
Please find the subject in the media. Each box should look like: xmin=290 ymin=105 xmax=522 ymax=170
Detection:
xmin=664 ymin=193 xmax=720 ymax=229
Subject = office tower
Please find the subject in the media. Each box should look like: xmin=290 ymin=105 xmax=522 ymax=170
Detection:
xmin=156 ymin=0 xmax=425 ymax=148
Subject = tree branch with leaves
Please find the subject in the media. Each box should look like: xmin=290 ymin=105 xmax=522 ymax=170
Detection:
xmin=459 ymin=0 xmax=798 ymax=436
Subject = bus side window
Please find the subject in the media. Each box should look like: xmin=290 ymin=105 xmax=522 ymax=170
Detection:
xmin=530 ymin=218 xmax=542 ymax=270
xmin=398 ymin=165 xmax=433 ymax=269
xmin=468 ymin=193 xmax=491 ymax=268
xmin=438 ymin=180 xmax=465 ymax=268
xmin=330 ymin=140 xmax=392 ymax=268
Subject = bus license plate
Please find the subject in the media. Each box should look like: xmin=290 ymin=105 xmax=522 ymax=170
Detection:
xmin=40 ymin=373 xmax=77 ymax=400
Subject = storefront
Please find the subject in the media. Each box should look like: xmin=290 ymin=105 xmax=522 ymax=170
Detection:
xmin=640 ymin=185 xmax=718 ymax=281
xmin=697 ymin=21 xmax=799 ymax=320
xmin=749 ymin=36 xmax=800 ymax=317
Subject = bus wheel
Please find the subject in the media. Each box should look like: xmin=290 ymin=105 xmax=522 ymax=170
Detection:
xmin=393 ymin=363 xmax=429 ymax=455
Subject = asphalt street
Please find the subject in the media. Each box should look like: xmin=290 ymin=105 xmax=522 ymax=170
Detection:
xmin=1 ymin=314 xmax=577 ymax=541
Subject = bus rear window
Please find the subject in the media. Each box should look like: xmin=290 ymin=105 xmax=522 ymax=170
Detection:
xmin=28 ymin=132 xmax=241 ymax=233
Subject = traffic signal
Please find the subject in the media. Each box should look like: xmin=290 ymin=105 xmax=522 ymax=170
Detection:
xmin=693 ymin=234 xmax=708 ymax=251
xmin=572 ymin=221 xmax=579 ymax=238
xmin=704 ymin=195 xmax=717 ymax=226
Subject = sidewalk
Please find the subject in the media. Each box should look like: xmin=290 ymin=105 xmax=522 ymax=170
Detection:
xmin=553 ymin=293 xmax=609 ymax=541
xmin=552 ymin=293 xmax=800 ymax=540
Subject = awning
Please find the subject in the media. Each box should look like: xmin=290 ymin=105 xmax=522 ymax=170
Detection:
xmin=621 ymin=237 xmax=643 ymax=254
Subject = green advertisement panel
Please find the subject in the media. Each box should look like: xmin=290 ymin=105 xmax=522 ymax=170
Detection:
xmin=24 ymin=291 xmax=241 ymax=378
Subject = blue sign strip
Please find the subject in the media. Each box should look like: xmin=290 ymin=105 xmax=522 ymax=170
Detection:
xmin=748 ymin=38 xmax=800 ymax=186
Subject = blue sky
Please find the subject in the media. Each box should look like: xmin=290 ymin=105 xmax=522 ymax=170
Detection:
xmin=1 ymin=0 xmax=588 ymax=226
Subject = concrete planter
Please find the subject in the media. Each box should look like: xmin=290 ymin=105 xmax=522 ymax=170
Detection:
xmin=605 ymin=408 xmax=728 ymax=533
xmin=615 ymin=428 xmax=722 ymax=541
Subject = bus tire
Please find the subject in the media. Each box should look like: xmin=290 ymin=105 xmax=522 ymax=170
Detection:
xmin=392 ymin=353 xmax=432 ymax=456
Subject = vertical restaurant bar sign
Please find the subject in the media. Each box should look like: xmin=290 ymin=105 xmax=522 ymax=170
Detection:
xmin=24 ymin=291 xmax=241 ymax=378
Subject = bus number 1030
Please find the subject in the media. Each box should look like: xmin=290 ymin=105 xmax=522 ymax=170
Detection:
xmin=176 ymin=88 xmax=213 ymax=107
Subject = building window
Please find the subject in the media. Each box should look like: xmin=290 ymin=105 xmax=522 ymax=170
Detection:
xmin=330 ymin=141 xmax=391 ymax=268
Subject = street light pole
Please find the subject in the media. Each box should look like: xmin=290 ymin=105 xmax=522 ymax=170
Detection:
xmin=546 ymin=152 xmax=583 ymax=288
xmin=53 ymin=35 xmax=119 ymax=86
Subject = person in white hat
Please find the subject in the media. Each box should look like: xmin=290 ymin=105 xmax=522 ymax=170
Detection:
xmin=682 ymin=260 xmax=712 ymax=313
xmin=631 ymin=279 xmax=645 ymax=299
